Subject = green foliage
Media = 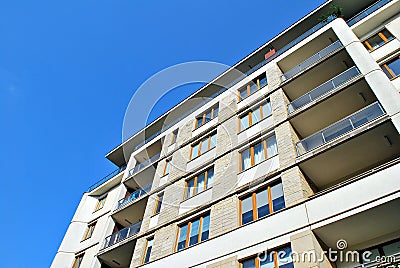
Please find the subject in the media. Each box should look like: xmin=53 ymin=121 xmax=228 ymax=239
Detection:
xmin=319 ymin=4 xmax=343 ymax=22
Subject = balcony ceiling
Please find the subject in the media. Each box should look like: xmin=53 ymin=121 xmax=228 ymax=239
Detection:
xmin=112 ymin=196 xmax=148 ymax=227
xmin=313 ymin=197 xmax=400 ymax=250
xmin=98 ymin=239 xmax=136 ymax=268
xmin=299 ymin=121 xmax=400 ymax=189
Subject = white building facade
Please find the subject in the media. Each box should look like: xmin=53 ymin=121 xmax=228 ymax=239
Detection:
xmin=52 ymin=1 xmax=400 ymax=267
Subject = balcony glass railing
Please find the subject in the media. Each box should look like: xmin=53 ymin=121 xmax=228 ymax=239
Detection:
xmin=131 ymin=17 xmax=338 ymax=153
xmin=282 ymin=40 xmax=343 ymax=81
xmin=288 ymin=66 xmax=361 ymax=113
xmin=347 ymin=0 xmax=393 ymax=26
xmin=116 ymin=183 xmax=152 ymax=209
xmin=102 ymin=220 xmax=142 ymax=249
xmin=296 ymin=102 xmax=385 ymax=155
xmin=87 ymin=165 xmax=126 ymax=192
xmin=128 ymin=152 xmax=160 ymax=176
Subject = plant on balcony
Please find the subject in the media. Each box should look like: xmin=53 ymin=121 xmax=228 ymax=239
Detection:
xmin=319 ymin=4 xmax=343 ymax=23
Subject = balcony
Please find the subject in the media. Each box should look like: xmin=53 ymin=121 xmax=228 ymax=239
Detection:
xmin=98 ymin=221 xmax=142 ymax=267
xmin=103 ymin=220 xmax=142 ymax=249
xmin=288 ymin=66 xmax=361 ymax=113
xmin=282 ymin=41 xmax=343 ymax=82
xmin=296 ymin=102 xmax=385 ymax=155
xmin=116 ymin=183 xmax=152 ymax=210
xmin=347 ymin=0 xmax=393 ymax=26
xmin=87 ymin=165 xmax=126 ymax=193
xmin=128 ymin=152 xmax=160 ymax=177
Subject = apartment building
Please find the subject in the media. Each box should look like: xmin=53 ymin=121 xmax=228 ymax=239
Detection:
xmin=52 ymin=0 xmax=400 ymax=267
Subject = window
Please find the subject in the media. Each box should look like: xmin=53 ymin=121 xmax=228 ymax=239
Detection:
xmin=185 ymin=167 xmax=214 ymax=199
xmin=72 ymin=253 xmax=84 ymax=268
xmin=240 ymin=246 xmax=293 ymax=268
xmin=364 ymin=29 xmax=394 ymax=52
xmin=171 ymin=129 xmax=178 ymax=144
xmin=93 ymin=195 xmax=107 ymax=212
xmin=359 ymin=238 xmax=400 ymax=264
xmin=238 ymin=74 xmax=268 ymax=102
xmin=153 ymin=193 xmax=163 ymax=215
xmin=163 ymin=160 xmax=171 ymax=176
xmin=195 ymin=104 xmax=219 ymax=130
xmin=239 ymin=100 xmax=272 ymax=131
xmin=190 ymin=132 xmax=217 ymax=159
xmin=381 ymin=55 xmax=400 ymax=79
xmin=240 ymin=181 xmax=285 ymax=225
xmin=82 ymin=222 xmax=96 ymax=241
xmin=143 ymin=238 xmax=154 ymax=264
xmin=240 ymin=135 xmax=278 ymax=172
xmin=175 ymin=214 xmax=210 ymax=251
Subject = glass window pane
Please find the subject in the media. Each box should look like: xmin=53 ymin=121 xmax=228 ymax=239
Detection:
xmin=254 ymin=142 xmax=265 ymax=165
xmin=240 ymin=88 xmax=248 ymax=100
xmin=196 ymin=173 xmax=205 ymax=194
xmin=144 ymin=239 xmax=153 ymax=264
xmin=200 ymin=139 xmax=209 ymax=154
xmin=252 ymin=108 xmax=261 ymax=125
xmin=189 ymin=219 xmax=200 ymax=246
xmin=386 ymin=57 xmax=400 ymax=77
xmin=205 ymin=111 xmax=212 ymax=123
xmin=260 ymin=252 xmax=275 ymax=268
xmin=155 ymin=194 xmax=163 ymax=214
xmin=206 ymin=168 xmax=214 ymax=188
xmin=177 ymin=225 xmax=188 ymax=251
xmin=186 ymin=180 xmax=195 ymax=199
xmin=382 ymin=240 xmax=400 ymax=256
xmin=201 ymin=215 xmax=210 ymax=241
xmin=213 ymin=106 xmax=219 ymax=118
xmin=271 ymin=183 xmax=285 ymax=212
xmin=256 ymin=189 xmax=270 ymax=218
xmin=241 ymin=148 xmax=251 ymax=171
xmin=278 ymin=247 xmax=293 ymax=268
xmin=267 ymin=136 xmax=278 ymax=157
xmin=242 ymin=259 xmax=256 ymax=268
xmin=165 ymin=161 xmax=170 ymax=174
xmin=210 ymin=133 xmax=217 ymax=149
xmin=263 ymin=101 xmax=272 ymax=117
xmin=367 ymin=34 xmax=386 ymax=50
xmin=240 ymin=114 xmax=249 ymax=130
xmin=196 ymin=117 xmax=203 ymax=129
xmin=241 ymin=196 xmax=254 ymax=224
xmin=192 ymin=143 xmax=199 ymax=158
xmin=249 ymin=83 xmax=258 ymax=94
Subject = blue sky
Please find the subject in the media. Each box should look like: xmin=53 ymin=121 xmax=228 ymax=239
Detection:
xmin=0 ymin=0 xmax=325 ymax=267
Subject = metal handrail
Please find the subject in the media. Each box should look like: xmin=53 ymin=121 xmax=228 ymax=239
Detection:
xmin=296 ymin=102 xmax=385 ymax=155
xmin=288 ymin=66 xmax=361 ymax=113
xmin=282 ymin=40 xmax=343 ymax=81
xmin=116 ymin=183 xmax=152 ymax=209
xmin=131 ymin=17 xmax=338 ymax=153
xmin=102 ymin=220 xmax=142 ymax=249
xmin=87 ymin=165 xmax=126 ymax=192
xmin=128 ymin=152 xmax=161 ymax=176
xmin=347 ymin=0 xmax=393 ymax=26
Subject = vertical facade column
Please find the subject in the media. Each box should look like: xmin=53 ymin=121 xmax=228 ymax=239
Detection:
xmin=331 ymin=18 xmax=400 ymax=133
xmin=290 ymin=230 xmax=334 ymax=268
